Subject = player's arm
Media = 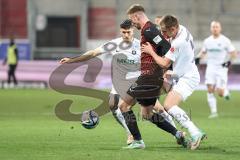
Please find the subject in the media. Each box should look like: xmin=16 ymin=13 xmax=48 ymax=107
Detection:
xmin=222 ymin=40 xmax=237 ymax=68
xmin=195 ymin=49 xmax=207 ymax=65
xmin=60 ymin=47 xmax=103 ymax=64
xmin=141 ymin=42 xmax=171 ymax=69
xmin=143 ymin=25 xmax=171 ymax=56
xmin=195 ymin=40 xmax=208 ymax=65
xmin=229 ymin=50 xmax=237 ymax=61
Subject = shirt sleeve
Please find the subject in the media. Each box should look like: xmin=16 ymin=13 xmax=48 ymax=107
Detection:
xmin=143 ymin=25 xmax=171 ymax=56
xmin=226 ymin=39 xmax=235 ymax=53
xmin=201 ymin=40 xmax=207 ymax=53
xmin=164 ymin=43 xmax=179 ymax=62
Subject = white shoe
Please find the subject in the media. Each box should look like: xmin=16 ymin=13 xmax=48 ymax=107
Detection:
xmin=208 ymin=113 xmax=218 ymax=119
xmin=123 ymin=140 xmax=145 ymax=149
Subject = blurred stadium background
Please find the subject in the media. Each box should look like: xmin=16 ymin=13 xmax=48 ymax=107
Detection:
xmin=0 ymin=0 xmax=239 ymax=89
xmin=0 ymin=1 xmax=240 ymax=159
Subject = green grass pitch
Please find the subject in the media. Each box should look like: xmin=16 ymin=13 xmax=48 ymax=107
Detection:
xmin=0 ymin=89 xmax=240 ymax=160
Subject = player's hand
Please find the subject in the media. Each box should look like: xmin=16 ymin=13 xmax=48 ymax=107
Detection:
xmin=164 ymin=70 xmax=174 ymax=79
xmin=222 ymin=61 xmax=231 ymax=68
xmin=164 ymin=70 xmax=178 ymax=80
xmin=59 ymin=57 xmax=71 ymax=64
xmin=141 ymin=42 xmax=155 ymax=56
xmin=195 ymin=57 xmax=200 ymax=65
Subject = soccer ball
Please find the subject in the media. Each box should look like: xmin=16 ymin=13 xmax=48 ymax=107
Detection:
xmin=81 ymin=110 xmax=99 ymax=129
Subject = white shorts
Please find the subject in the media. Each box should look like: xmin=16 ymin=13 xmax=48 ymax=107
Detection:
xmin=205 ymin=65 xmax=228 ymax=89
xmin=172 ymin=66 xmax=200 ymax=101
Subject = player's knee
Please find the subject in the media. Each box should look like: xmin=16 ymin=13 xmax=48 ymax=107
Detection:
xmin=108 ymin=94 xmax=119 ymax=111
xmin=141 ymin=111 xmax=151 ymax=120
xmin=217 ymin=90 xmax=224 ymax=97
xmin=207 ymin=86 xmax=215 ymax=93
xmin=119 ymin=101 xmax=130 ymax=112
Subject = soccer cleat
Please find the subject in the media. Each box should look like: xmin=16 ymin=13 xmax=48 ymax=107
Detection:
xmin=190 ymin=131 xmax=207 ymax=150
xmin=175 ymin=131 xmax=189 ymax=148
xmin=122 ymin=140 xmax=145 ymax=149
xmin=208 ymin=113 xmax=218 ymax=119
xmin=127 ymin=135 xmax=134 ymax=145
xmin=224 ymin=94 xmax=230 ymax=101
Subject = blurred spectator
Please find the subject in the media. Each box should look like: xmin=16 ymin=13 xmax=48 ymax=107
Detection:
xmin=3 ymin=38 xmax=18 ymax=85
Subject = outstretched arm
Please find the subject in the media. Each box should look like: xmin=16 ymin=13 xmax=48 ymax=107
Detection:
xmin=60 ymin=47 xmax=103 ymax=64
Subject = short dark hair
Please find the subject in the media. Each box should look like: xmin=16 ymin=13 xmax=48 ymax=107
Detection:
xmin=120 ymin=19 xmax=133 ymax=29
xmin=127 ymin=4 xmax=145 ymax=14
xmin=160 ymin=15 xmax=179 ymax=28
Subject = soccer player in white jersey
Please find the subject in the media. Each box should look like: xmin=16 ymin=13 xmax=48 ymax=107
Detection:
xmin=196 ymin=21 xmax=237 ymax=118
xmin=60 ymin=19 xmax=138 ymax=145
xmin=60 ymin=19 xmax=176 ymax=146
xmin=142 ymin=15 xmax=206 ymax=150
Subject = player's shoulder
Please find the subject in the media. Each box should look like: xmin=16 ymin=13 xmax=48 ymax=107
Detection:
xmin=142 ymin=21 xmax=158 ymax=33
xmin=173 ymin=25 xmax=188 ymax=46
xmin=204 ymin=35 xmax=213 ymax=43
xmin=110 ymin=37 xmax=123 ymax=44
xmin=219 ymin=34 xmax=231 ymax=42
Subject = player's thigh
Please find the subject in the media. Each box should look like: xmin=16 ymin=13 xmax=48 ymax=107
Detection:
xmin=205 ymin=67 xmax=216 ymax=88
xmin=141 ymin=105 xmax=154 ymax=120
xmin=215 ymin=69 xmax=228 ymax=96
xmin=119 ymin=94 xmax=135 ymax=112
xmin=172 ymin=73 xmax=199 ymax=101
xmin=164 ymin=90 xmax=182 ymax=111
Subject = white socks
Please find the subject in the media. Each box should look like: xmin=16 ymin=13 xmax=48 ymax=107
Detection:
xmin=207 ymin=93 xmax=217 ymax=114
xmin=160 ymin=110 xmax=176 ymax=128
xmin=168 ymin=105 xmax=200 ymax=136
xmin=114 ymin=108 xmax=131 ymax=136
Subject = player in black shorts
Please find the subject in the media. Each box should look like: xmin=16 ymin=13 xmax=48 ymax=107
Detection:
xmin=118 ymin=4 xmax=188 ymax=149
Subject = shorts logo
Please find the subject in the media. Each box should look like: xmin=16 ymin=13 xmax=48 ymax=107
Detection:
xmin=153 ymin=35 xmax=162 ymax=44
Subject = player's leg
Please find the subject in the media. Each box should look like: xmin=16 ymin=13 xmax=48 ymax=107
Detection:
xmin=153 ymin=100 xmax=176 ymax=128
xmin=139 ymin=98 xmax=187 ymax=147
xmin=119 ymin=94 xmax=145 ymax=149
xmin=205 ymin=67 xmax=218 ymax=118
xmin=7 ymin=65 xmax=13 ymax=84
xmin=109 ymin=93 xmax=133 ymax=145
xmin=207 ymin=84 xmax=218 ymax=118
xmin=216 ymin=69 xmax=230 ymax=100
xmin=12 ymin=64 xmax=17 ymax=85
xmin=164 ymin=74 xmax=206 ymax=150
xmin=164 ymin=91 xmax=205 ymax=150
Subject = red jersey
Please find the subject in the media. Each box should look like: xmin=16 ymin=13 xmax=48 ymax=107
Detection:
xmin=140 ymin=21 xmax=171 ymax=76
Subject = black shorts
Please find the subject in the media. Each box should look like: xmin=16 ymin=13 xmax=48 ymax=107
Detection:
xmin=127 ymin=74 xmax=164 ymax=106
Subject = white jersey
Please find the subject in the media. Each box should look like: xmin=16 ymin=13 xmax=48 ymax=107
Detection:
xmin=202 ymin=34 xmax=235 ymax=66
xmin=165 ymin=25 xmax=200 ymax=101
xmin=99 ymin=37 xmax=141 ymax=94
xmin=165 ymin=25 xmax=197 ymax=77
